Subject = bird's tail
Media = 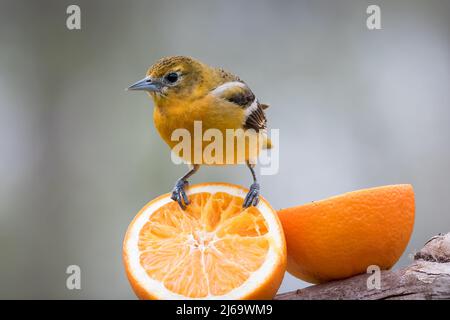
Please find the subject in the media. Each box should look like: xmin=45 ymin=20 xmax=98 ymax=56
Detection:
xmin=262 ymin=136 xmax=273 ymax=149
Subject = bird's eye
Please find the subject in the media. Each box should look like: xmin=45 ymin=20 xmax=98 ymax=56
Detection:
xmin=165 ymin=72 xmax=179 ymax=84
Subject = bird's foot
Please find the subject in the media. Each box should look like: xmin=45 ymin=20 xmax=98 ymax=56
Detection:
xmin=243 ymin=183 xmax=260 ymax=208
xmin=171 ymin=179 xmax=190 ymax=210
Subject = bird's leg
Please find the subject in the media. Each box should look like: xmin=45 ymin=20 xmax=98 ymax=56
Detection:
xmin=243 ymin=162 xmax=260 ymax=208
xmin=171 ymin=164 xmax=200 ymax=210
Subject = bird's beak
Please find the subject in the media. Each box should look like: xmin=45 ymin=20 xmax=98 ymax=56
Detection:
xmin=127 ymin=76 xmax=162 ymax=92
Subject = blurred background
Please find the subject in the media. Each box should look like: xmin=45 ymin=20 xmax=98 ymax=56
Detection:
xmin=0 ymin=0 xmax=449 ymax=299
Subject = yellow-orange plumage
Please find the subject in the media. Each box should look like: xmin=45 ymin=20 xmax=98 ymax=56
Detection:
xmin=128 ymin=55 xmax=271 ymax=208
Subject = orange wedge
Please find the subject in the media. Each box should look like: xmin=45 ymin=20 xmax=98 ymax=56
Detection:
xmin=123 ymin=183 xmax=287 ymax=299
xmin=278 ymin=184 xmax=415 ymax=284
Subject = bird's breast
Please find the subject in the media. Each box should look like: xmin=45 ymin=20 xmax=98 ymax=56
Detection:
xmin=153 ymin=97 xmax=262 ymax=165
xmin=153 ymin=97 xmax=244 ymax=141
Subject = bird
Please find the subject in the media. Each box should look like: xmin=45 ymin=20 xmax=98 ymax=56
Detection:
xmin=128 ymin=56 xmax=272 ymax=209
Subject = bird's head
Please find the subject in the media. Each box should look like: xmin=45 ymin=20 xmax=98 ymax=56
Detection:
xmin=128 ymin=56 xmax=214 ymax=104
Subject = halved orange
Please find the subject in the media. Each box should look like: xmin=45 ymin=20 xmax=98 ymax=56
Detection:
xmin=278 ymin=184 xmax=415 ymax=284
xmin=123 ymin=183 xmax=286 ymax=299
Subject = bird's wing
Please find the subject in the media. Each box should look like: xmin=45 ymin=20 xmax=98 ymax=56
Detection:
xmin=210 ymin=80 xmax=268 ymax=132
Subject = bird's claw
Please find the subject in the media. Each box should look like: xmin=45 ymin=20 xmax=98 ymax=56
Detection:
xmin=171 ymin=179 xmax=190 ymax=210
xmin=243 ymin=183 xmax=260 ymax=208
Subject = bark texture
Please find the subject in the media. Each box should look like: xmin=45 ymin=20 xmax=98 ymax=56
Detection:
xmin=275 ymin=233 xmax=450 ymax=300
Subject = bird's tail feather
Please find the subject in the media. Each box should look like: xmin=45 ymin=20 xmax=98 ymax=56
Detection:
xmin=262 ymin=137 xmax=272 ymax=149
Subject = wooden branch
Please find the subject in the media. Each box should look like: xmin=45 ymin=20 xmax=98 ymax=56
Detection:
xmin=275 ymin=233 xmax=450 ymax=300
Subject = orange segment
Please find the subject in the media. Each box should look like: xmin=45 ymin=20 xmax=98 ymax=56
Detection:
xmin=278 ymin=184 xmax=415 ymax=284
xmin=138 ymin=193 xmax=269 ymax=298
xmin=123 ymin=183 xmax=286 ymax=300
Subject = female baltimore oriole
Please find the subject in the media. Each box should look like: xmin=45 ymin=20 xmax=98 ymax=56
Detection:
xmin=128 ymin=56 xmax=271 ymax=209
